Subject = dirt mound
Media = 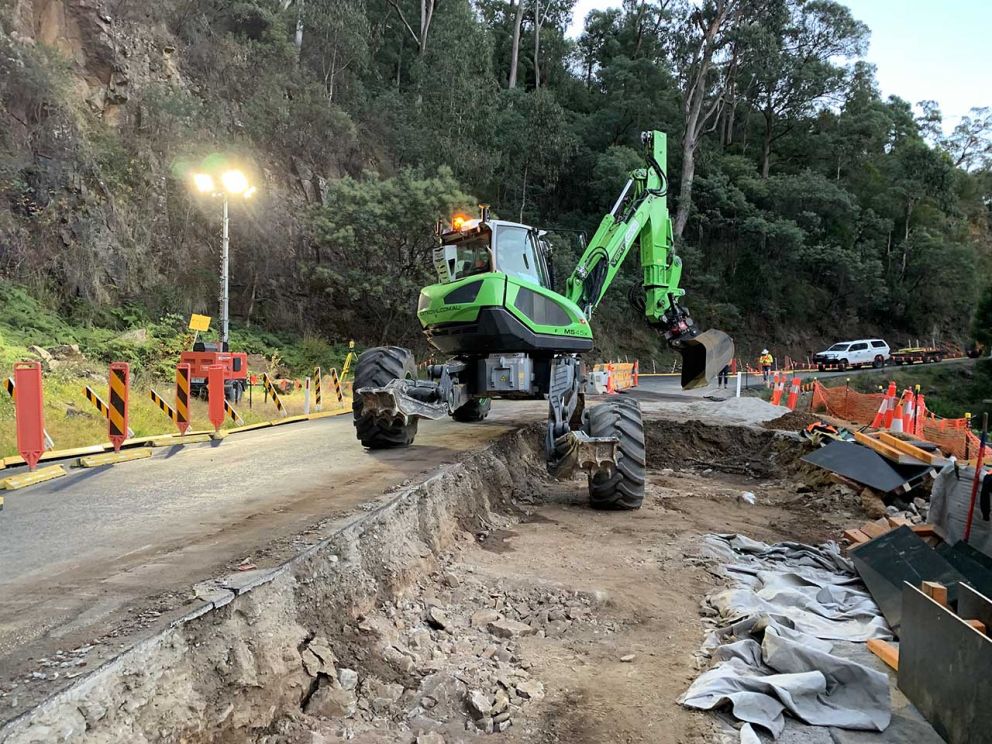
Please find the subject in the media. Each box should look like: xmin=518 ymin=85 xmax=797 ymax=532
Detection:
xmin=761 ymin=410 xmax=821 ymax=432
xmin=644 ymin=419 xmax=799 ymax=479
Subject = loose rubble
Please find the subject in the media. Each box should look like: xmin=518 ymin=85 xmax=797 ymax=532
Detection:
xmin=262 ymin=554 xmax=610 ymax=742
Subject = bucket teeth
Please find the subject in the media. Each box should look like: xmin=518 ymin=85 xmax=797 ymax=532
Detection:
xmin=358 ymin=379 xmax=448 ymax=422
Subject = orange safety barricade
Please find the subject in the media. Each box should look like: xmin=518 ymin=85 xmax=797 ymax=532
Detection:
xmin=175 ymin=363 xmax=191 ymax=435
xmin=108 ymin=362 xmax=130 ymax=453
xmin=883 ymin=382 xmax=897 ymax=428
xmin=870 ymin=395 xmax=888 ymax=429
xmin=595 ymin=361 xmax=636 ymax=392
xmin=13 ymin=361 xmax=46 ymax=470
xmin=208 ymin=365 xmax=226 ymax=431
xmin=890 ymin=390 xmax=911 ymax=433
xmin=914 ymin=394 xmax=926 ymax=437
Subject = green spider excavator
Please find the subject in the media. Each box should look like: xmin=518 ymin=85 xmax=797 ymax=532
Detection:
xmin=353 ymin=130 xmax=734 ymax=510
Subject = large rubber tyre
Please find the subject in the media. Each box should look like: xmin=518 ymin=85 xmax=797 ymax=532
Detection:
xmin=353 ymin=346 xmax=419 ymax=449
xmin=585 ymin=398 xmax=646 ymax=510
xmin=452 ymin=397 xmax=491 ymax=422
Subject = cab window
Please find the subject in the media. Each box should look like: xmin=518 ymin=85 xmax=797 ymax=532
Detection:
xmin=849 ymin=342 xmax=868 ymax=351
xmin=449 ymin=235 xmax=491 ymax=280
xmin=495 ymin=226 xmax=546 ymax=287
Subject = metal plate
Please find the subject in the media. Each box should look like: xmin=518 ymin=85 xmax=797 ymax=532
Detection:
xmin=956 ymin=582 xmax=992 ymax=628
xmin=898 ymin=583 xmax=992 ymax=744
xmin=801 ymin=441 xmax=931 ymax=493
xmin=851 ymin=526 xmax=965 ymax=636
xmin=936 ymin=540 xmax=992 ymax=599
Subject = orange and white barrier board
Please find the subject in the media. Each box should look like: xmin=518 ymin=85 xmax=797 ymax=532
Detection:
xmin=13 ymin=361 xmax=46 ymax=470
xmin=592 ymin=362 xmax=638 ymax=392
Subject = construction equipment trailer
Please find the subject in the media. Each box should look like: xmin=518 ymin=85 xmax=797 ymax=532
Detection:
xmin=890 ymin=346 xmax=945 ymax=365
xmin=352 ymin=131 xmax=733 ymax=510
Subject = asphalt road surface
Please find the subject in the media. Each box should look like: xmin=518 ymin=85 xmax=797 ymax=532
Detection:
xmin=0 ymin=403 xmax=547 ymax=717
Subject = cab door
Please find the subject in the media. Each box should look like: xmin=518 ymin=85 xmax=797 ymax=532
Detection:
xmin=493 ymin=225 xmax=550 ymax=288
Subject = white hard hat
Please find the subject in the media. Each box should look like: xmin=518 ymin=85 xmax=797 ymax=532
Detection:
xmin=762 ymin=349 xmax=769 ymax=354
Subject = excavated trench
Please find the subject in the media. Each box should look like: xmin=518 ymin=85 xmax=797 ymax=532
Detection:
xmin=0 ymin=417 xmax=847 ymax=744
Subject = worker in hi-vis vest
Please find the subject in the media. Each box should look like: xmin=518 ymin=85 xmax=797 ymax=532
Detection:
xmin=759 ymin=350 xmax=773 ymax=382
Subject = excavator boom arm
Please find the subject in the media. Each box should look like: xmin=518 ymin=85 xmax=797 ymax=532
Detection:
xmin=564 ymin=131 xmax=681 ymax=325
xmin=564 ymin=130 xmax=734 ymax=388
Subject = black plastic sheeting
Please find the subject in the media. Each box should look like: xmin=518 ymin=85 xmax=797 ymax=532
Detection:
xmin=937 ymin=540 xmax=992 ymax=599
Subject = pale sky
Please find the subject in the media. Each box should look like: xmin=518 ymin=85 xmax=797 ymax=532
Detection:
xmin=567 ymin=0 xmax=992 ymax=130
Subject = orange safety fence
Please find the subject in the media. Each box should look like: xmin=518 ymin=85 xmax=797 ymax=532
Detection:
xmin=921 ymin=418 xmax=988 ymax=463
xmin=811 ymin=381 xmax=988 ymax=461
xmin=811 ymin=382 xmax=887 ymax=425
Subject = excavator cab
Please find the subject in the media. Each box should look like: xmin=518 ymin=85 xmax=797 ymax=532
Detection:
xmin=438 ymin=216 xmax=552 ymax=290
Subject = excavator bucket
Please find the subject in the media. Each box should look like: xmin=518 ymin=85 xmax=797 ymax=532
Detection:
xmin=678 ymin=329 xmax=735 ymax=390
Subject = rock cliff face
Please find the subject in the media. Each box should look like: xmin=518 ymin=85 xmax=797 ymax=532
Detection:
xmin=0 ymin=1 xmax=316 ymax=322
xmin=2 ymin=1 xmax=175 ymax=305
xmin=10 ymin=1 xmax=191 ymax=128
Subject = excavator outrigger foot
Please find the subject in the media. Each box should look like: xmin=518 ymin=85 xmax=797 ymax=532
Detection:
xmin=358 ymin=378 xmax=449 ymax=423
xmin=675 ymin=328 xmax=735 ymax=390
xmin=547 ymin=430 xmax=619 ymax=481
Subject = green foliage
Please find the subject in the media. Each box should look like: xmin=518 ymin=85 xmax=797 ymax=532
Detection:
xmin=308 ymin=168 xmax=475 ymax=344
xmin=974 ymin=284 xmax=992 ymax=348
xmin=0 ymin=0 xmax=990 ymax=363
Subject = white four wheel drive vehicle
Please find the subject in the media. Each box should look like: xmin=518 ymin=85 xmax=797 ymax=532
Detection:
xmin=813 ymin=339 xmax=890 ymax=371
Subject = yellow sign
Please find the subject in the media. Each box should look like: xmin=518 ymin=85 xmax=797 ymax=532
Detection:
xmin=188 ymin=314 xmax=211 ymax=332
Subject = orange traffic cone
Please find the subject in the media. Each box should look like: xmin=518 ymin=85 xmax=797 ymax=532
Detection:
xmin=915 ymin=394 xmax=927 ymax=436
xmin=632 ymin=359 xmax=639 ymax=387
xmin=882 ymin=382 xmax=897 ymax=428
xmin=786 ymin=376 xmax=800 ymax=410
xmin=890 ymin=390 xmax=910 ymax=433
xmin=900 ymin=391 xmax=914 ymax=433
xmin=771 ymin=373 xmax=786 ymax=406
xmin=871 ymin=394 xmax=889 ymax=428
xmin=606 ymin=362 xmax=616 ymax=395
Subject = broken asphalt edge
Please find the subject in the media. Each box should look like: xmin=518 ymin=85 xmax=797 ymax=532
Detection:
xmin=0 ymin=425 xmax=531 ymax=741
